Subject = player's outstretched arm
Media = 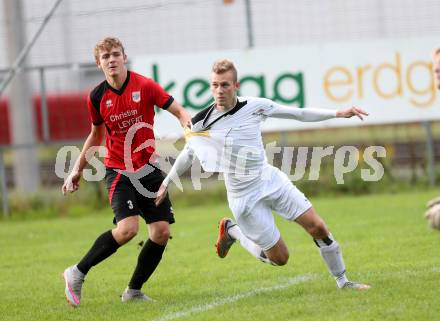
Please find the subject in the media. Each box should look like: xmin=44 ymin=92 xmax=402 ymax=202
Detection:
xmin=336 ymin=107 xmax=369 ymax=120
xmin=62 ymin=124 xmax=105 ymax=195
xmin=265 ymin=102 xmax=336 ymax=122
xmin=266 ymin=101 xmax=368 ymax=122
xmin=155 ymin=145 xmax=194 ymax=206
xmin=167 ymin=100 xmax=192 ymax=129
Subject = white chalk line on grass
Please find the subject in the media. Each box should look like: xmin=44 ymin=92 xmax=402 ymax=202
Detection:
xmin=150 ymin=274 xmax=315 ymax=321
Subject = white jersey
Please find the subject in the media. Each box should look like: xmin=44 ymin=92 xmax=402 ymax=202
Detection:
xmin=163 ymin=96 xmax=337 ymax=197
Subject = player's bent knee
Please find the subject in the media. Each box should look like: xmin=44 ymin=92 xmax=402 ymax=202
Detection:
xmin=157 ymin=229 xmax=171 ymax=242
xmin=276 ymin=257 xmax=289 ymax=266
xmin=265 ymin=238 xmax=290 ymax=265
xmin=271 ymin=254 xmax=289 ymax=266
xmin=150 ymin=227 xmax=170 ymax=244
xmin=267 ymin=251 xmax=289 ymax=266
xmin=149 ymin=221 xmax=171 ymax=244
xmin=307 ymin=220 xmax=328 ymax=239
xmin=115 ymin=226 xmax=138 ymax=243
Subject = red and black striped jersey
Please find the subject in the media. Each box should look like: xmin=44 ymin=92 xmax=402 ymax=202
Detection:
xmin=87 ymin=70 xmax=173 ymax=171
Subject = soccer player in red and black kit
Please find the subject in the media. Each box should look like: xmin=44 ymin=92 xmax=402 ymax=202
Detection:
xmin=62 ymin=37 xmax=191 ymax=306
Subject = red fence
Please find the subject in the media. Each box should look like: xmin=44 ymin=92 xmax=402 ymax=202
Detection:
xmin=0 ymin=92 xmax=91 ymax=144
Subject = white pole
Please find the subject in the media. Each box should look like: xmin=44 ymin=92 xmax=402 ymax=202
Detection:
xmin=423 ymin=121 xmax=436 ymax=186
xmin=0 ymin=0 xmax=64 ymax=95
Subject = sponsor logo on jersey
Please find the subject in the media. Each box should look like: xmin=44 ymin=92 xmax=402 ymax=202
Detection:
xmin=132 ymin=91 xmax=141 ymax=103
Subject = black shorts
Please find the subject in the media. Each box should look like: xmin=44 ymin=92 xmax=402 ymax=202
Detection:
xmin=105 ymin=165 xmax=175 ymax=225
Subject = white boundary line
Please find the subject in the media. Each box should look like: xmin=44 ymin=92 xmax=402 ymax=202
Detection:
xmin=150 ymin=274 xmax=315 ymax=321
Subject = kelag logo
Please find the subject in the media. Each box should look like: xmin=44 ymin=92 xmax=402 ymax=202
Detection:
xmin=150 ymin=63 xmax=305 ymax=110
xmin=134 ymin=39 xmax=440 ymax=136
xmin=150 ymin=52 xmax=435 ymax=112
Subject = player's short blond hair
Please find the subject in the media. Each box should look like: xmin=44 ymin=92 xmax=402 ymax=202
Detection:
xmin=93 ymin=37 xmax=125 ymax=63
xmin=212 ymin=59 xmax=238 ymax=82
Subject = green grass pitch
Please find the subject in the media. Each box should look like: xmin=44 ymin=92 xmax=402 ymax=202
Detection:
xmin=1 ymin=190 xmax=439 ymax=321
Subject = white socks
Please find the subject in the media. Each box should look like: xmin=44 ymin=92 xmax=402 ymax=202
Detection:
xmin=228 ymin=225 xmax=272 ymax=264
xmin=227 ymin=224 xmax=350 ymax=287
xmin=315 ymin=235 xmax=349 ymax=288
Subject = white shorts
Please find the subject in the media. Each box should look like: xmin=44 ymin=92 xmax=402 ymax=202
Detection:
xmin=227 ymin=166 xmax=312 ymax=251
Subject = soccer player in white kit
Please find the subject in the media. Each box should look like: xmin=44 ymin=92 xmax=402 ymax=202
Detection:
xmin=155 ymin=59 xmax=370 ymax=290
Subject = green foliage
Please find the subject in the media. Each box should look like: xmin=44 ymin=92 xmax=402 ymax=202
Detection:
xmin=286 ymin=162 xmax=433 ymax=198
xmin=1 ymin=182 xmax=108 ymax=220
xmin=1 ymin=170 xmax=437 ymax=221
xmin=168 ymin=178 xmax=227 ymax=207
xmin=0 ymin=190 xmax=439 ymax=321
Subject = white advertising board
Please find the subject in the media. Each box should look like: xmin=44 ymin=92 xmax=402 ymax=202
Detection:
xmin=132 ymin=37 xmax=439 ymax=138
